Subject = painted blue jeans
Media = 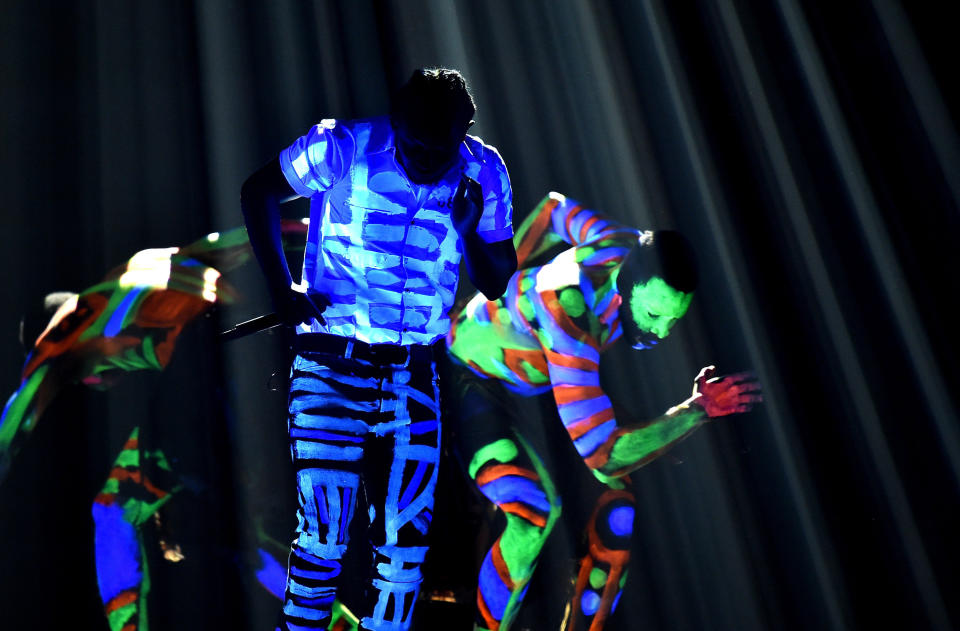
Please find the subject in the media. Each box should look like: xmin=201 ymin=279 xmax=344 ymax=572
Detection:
xmin=282 ymin=347 xmax=441 ymax=631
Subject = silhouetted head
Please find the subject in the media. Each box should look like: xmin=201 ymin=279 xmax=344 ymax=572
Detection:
xmin=391 ymin=68 xmax=476 ymax=184
xmin=615 ymin=230 xmax=698 ymax=350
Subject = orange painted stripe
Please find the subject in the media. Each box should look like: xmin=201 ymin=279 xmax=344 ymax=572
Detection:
xmin=141 ymin=476 xmax=169 ymax=500
xmin=553 ymin=385 xmax=604 ymax=405
xmin=491 ymin=540 xmax=516 ymax=590
xmin=584 ymin=430 xmax=620 ymax=470
xmin=106 ymin=589 xmax=138 ymax=614
xmin=542 ymin=290 xmax=599 ymax=349
xmin=503 ymin=349 xmax=549 ymax=386
xmin=569 ymin=558 xmax=593 ymax=631
xmin=544 ymin=349 xmax=597 ymax=371
xmin=588 ymin=565 xmax=623 ymax=631
xmin=467 ymin=360 xmax=500 ymax=380
xmin=500 ymin=502 xmax=548 ymax=528
xmin=599 ymin=293 xmax=622 ymax=323
xmin=563 ymin=205 xmax=584 ymax=243
xmin=476 ymin=464 xmax=539 ymax=487
xmin=122 ymin=437 xmax=138 ymax=451
xmin=578 ymin=215 xmax=600 ymax=243
xmin=93 ymin=493 xmax=116 ymax=506
xmin=485 ymin=300 xmax=499 ymax=324
xmin=107 ymin=468 xmax=168 ymax=500
xmin=565 ymin=408 xmax=616 ymax=441
xmin=109 ymin=468 xmax=141 ymax=484
xmin=477 ymin=589 xmax=500 ymax=630
xmin=516 ymin=198 xmax=557 ymax=266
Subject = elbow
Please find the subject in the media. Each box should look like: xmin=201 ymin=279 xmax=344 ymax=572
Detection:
xmin=478 ymin=278 xmax=509 ymax=301
xmin=480 ymin=254 xmax=517 ymax=300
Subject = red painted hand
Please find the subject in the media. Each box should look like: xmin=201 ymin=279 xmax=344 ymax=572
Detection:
xmin=691 ymin=366 xmax=763 ymax=418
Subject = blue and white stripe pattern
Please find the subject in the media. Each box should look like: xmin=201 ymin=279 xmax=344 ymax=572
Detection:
xmin=282 ymin=351 xmax=442 ymax=631
xmin=279 ymin=116 xmax=513 ymax=346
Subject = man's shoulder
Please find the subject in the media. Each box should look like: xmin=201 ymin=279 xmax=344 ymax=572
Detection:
xmin=314 ymin=115 xmax=392 ymax=151
xmin=463 ymin=134 xmax=507 ymax=171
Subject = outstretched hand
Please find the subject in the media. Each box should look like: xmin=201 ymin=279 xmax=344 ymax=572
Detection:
xmin=691 ymin=366 xmax=762 ymax=418
xmin=452 ymin=174 xmax=484 ymax=237
xmin=272 ymin=285 xmax=331 ymax=327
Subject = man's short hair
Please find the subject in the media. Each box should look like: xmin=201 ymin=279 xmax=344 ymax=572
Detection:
xmin=617 ymin=230 xmax=699 ymax=296
xmin=391 ymin=68 xmax=476 ymax=134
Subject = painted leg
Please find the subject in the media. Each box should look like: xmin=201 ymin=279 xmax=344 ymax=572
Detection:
xmin=92 ymin=426 xmax=179 ymax=631
xmin=359 ymin=357 xmax=442 ymax=631
xmin=565 ymin=486 xmax=635 ymax=631
xmin=283 ymin=353 xmax=374 ymax=631
xmin=471 ymin=433 xmax=561 ymax=631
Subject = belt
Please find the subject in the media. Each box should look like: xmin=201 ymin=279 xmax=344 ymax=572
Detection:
xmin=293 ymin=332 xmax=436 ymax=366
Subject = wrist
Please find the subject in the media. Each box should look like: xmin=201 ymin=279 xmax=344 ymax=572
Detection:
xmin=668 ymin=395 xmax=707 ymax=418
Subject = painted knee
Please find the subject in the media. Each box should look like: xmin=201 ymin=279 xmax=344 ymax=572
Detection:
xmin=362 ymin=545 xmax=428 ymax=631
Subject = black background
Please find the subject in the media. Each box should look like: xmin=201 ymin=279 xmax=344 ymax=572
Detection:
xmin=1 ymin=1 xmax=957 ymax=630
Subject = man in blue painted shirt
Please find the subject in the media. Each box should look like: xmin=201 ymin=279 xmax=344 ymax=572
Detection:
xmin=241 ymin=68 xmax=517 ymax=631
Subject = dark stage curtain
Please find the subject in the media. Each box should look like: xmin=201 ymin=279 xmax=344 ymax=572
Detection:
xmin=1 ymin=1 xmax=955 ymax=630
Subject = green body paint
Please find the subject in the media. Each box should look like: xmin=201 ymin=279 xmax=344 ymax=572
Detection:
xmin=468 ymin=438 xmax=518 ymax=478
xmin=0 ymin=365 xmax=48 ymax=450
xmin=600 ymin=406 xmax=704 ymax=477
xmin=628 ymin=277 xmax=692 ymax=339
xmin=589 ymin=567 xmax=608 ymax=589
xmin=496 ymin=433 xmax=562 ymax=630
xmin=558 ymin=288 xmax=587 ymax=318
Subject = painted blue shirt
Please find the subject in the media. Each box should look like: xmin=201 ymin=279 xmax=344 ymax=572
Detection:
xmin=279 ymin=116 xmax=513 ymax=346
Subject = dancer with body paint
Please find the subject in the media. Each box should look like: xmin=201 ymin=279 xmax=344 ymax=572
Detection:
xmin=240 ymin=68 xmax=517 ymax=631
xmin=1 ymin=221 xmax=310 ymax=631
xmin=446 ymin=192 xmax=762 ymax=631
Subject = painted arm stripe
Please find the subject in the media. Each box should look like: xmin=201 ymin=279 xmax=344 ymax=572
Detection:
xmin=563 ymin=205 xmax=585 ymax=244
xmin=573 ymin=420 xmax=618 ymax=458
xmin=544 ymin=363 xmax=597 ymax=386
xmin=516 ymin=197 xmax=557 ymax=267
xmin=599 ymin=293 xmax=622 ymax=323
xmin=543 ymin=291 xmax=599 ymax=350
xmin=565 ymin=407 xmax=616 ymax=441
xmin=557 ymin=396 xmax=611 ymax=423
xmin=578 ymin=215 xmax=601 ymax=243
xmin=475 ymin=463 xmax=540 ymax=487
xmin=485 ymin=300 xmax=499 ymax=325
xmin=553 ymin=384 xmax=605 ymax=405
xmin=544 ymin=349 xmax=598 ymax=371
xmin=581 ymin=246 xmax=630 ymax=268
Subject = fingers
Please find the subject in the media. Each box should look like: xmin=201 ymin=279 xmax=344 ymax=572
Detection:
xmin=307 ymin=290 xmax=332 ymax=309
xmin=454 ymin=175 xmax=468 ymax=200
xmin=695 ymin=365 xmax=716 ymax=383
xmin=458 ymin=174 xmax=483 ymax=205
xmin=726 ymin=371 xmax=758 ymax=384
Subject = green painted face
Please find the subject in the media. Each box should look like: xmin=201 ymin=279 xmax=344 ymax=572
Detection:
xmin=628 ymin=276 xmax=692 ymax=348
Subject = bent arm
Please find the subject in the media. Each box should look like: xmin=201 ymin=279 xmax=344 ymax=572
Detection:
xmin=462 ymin=236 xmax=517 ymax=301
xmin=514 ymin=192 xmax=641 ymax=269
xmin=544 ymin=347 xmax=708 ymax=483
xmin=240 ymin=157 xmax=300 ymax=299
